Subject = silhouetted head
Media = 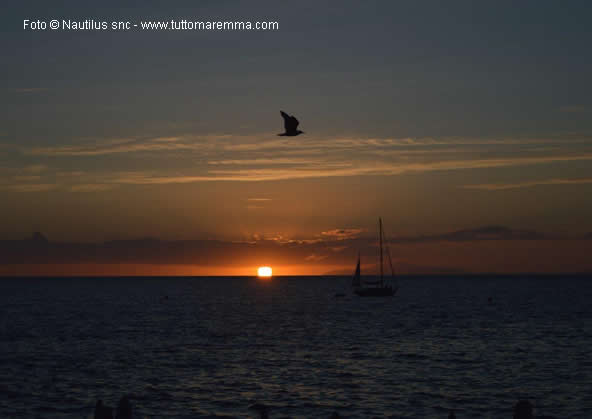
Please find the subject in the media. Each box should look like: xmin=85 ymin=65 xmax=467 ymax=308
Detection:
xmin=115 ymin=396 xmax=132 ymax=419
xmin=513 ymin=400 xmax=534 ymax=419
xmin=94 ymin=400 xmax=113 ymax=419
xmin=248 ymin=403 xmax=269 ymax=419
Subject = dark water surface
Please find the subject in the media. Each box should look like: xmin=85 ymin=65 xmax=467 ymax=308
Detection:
xmin=1 ymin=276 xmax=591 ymax=418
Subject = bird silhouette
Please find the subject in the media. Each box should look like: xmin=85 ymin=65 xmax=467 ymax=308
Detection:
xmin=278 ymin=111 xmax=304 ymax=136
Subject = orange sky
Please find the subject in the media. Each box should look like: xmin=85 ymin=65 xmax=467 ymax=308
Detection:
xmin=3 ymin=3 xmax=592 ymax=276
xmin=2 ymin=232 xmax=592 ymax=276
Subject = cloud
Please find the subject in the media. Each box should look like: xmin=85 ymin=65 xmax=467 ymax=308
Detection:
xmin=27 ymin=136 xmax=195 ymax=156
xmin=208 ymin=158 xmax=320 ymax=165
xmin=331 ymin=246 xmax=348 ymax=252
xmin=320 ymin=228 xmax=365 ymax=240
xmin=13 ymin=175 xmax=42 ymax=182
xmin=3 ymin=225 xmax=591 ymax=275
xmin=13 ymin=88 xmax=49 ymax=93
xmin=395 ymin=226 xmax=548 ymax=242
xmin=304 ymin=253 xmax=328 ymax=262
xmin=14 ymin=132 xmax=592 ymax=187
xmin=69 ymin=184 xmax=114 ymax=192
xmin=461 ymin=178 xmax=592 ymax=190
xmin=106 ymin=153 xmax=592 ymax=183
xmin=23 ymin=164 xmax=47 ymax=173
xmin=25 ymin=134 xmax=592 ymax=160
xmin=560 ymin=106 xmax=592 ymax=113
xmin=111 ymin=173 xmax=214 ymax=184
xmin=4 ymin=183 xmax=56 ymax=192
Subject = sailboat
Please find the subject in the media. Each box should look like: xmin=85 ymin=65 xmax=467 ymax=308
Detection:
xmin=352 ymin=217 xmax=398 ymax=297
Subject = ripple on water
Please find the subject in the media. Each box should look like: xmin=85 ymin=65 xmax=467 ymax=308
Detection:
xmin=0 ymin=276 xmax=591 ymax=418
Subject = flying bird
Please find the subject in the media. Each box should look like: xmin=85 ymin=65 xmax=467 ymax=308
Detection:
xmin=278 ymin=111 xmax=304 ymax=136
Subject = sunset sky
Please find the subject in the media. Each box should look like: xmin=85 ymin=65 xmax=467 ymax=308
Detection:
xmin=2 ymin=1 xmax=592 ymax=275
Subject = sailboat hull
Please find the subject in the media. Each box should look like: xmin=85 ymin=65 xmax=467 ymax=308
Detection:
xmin=354 ymin=286 xmax=397 ymax=297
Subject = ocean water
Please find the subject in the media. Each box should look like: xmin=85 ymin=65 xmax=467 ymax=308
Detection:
xmin=0 ymin=276 xmax=590 ymax=418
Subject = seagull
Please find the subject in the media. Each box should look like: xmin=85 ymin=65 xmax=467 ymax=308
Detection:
xmin=278 ymin=111 xmax=304 ymax=136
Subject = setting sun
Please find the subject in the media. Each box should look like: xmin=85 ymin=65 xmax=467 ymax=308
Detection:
xmin=257 ymin=266 xmax=273 ymax=278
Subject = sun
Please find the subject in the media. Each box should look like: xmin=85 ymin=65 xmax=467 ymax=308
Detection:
xmin=257 ymin=266 xmax=273 ymax=278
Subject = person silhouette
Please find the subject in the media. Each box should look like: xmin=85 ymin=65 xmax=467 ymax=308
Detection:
xmin=94 ymin=400 xmax=113 ymax=419
xmin=513 ymin=400 xmax=534 ymax=419
xmin=115 ymin=396 xmax=132 ymax=419
xmin=248 ymin=402 xmax=269 ymax=419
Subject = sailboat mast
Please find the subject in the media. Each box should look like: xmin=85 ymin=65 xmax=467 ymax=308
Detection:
xmin=379 ymin=217 xmax=383 ymax=282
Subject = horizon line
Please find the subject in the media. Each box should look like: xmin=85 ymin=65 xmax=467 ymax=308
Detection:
xmin=2 ymin=273 xmax=591 ymax=278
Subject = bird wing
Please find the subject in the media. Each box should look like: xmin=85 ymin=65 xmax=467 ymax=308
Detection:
xmin=280 ymin=111 xmax=299 ymax=132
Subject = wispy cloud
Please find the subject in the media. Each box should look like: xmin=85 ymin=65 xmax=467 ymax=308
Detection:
xmin=13 ymin=88 xmax=49 ymax=93
xmin=6 ymin=152 xmax=592 ymax=192
xmin=320 ymin=229 xmax=365 ymax=240
xmin=11 ymin=132 xmax=592 ymax=188
xmin=23 ymin=164 xmax=47 ymax=173
xmin=108 ymin=154 xmax=592 ymax=183
xmin=462 ymin=178 xmax=592 ymax=190
xmin=208 ymin=158 xmax=327 ymax=165
xmin=13 ymin=175 xmax=42 ymax=182
xmin=4 ymin=183 xmax=56 ymax=192
xmin=393 ymin=225 xmax=548 ymax=242
xmin=560 ymin=106 xmax=592 ymax=113
xmin=69 ymin=184 xmax=114 ymax=192
xmin=27 ymin=136 xmax=194 ymax=156
xmin=305 ymin=253 xmax=328 ymax=262
xmin=331 ymin=246 xmax=348 ymax=252
xmin=27 ymin=134 xmax=592 ymax=159
xmin=4 ymin=225 xmax=590 ymax=275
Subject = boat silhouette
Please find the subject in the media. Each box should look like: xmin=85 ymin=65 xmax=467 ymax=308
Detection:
xmin=352 ymin=218 xmax=398 ymax=297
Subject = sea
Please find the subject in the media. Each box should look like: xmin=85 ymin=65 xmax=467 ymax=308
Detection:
xmin=0 ymin=276 xmax=590 ymax=418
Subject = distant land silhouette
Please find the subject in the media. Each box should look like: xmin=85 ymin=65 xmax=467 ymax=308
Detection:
xmin=29 ymin=231 xmax=49 ymax=244
xmin=405 ymin=225 xmax=548 ymax=242
xmin=1 ymin=226 xmax=592 ymax=275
